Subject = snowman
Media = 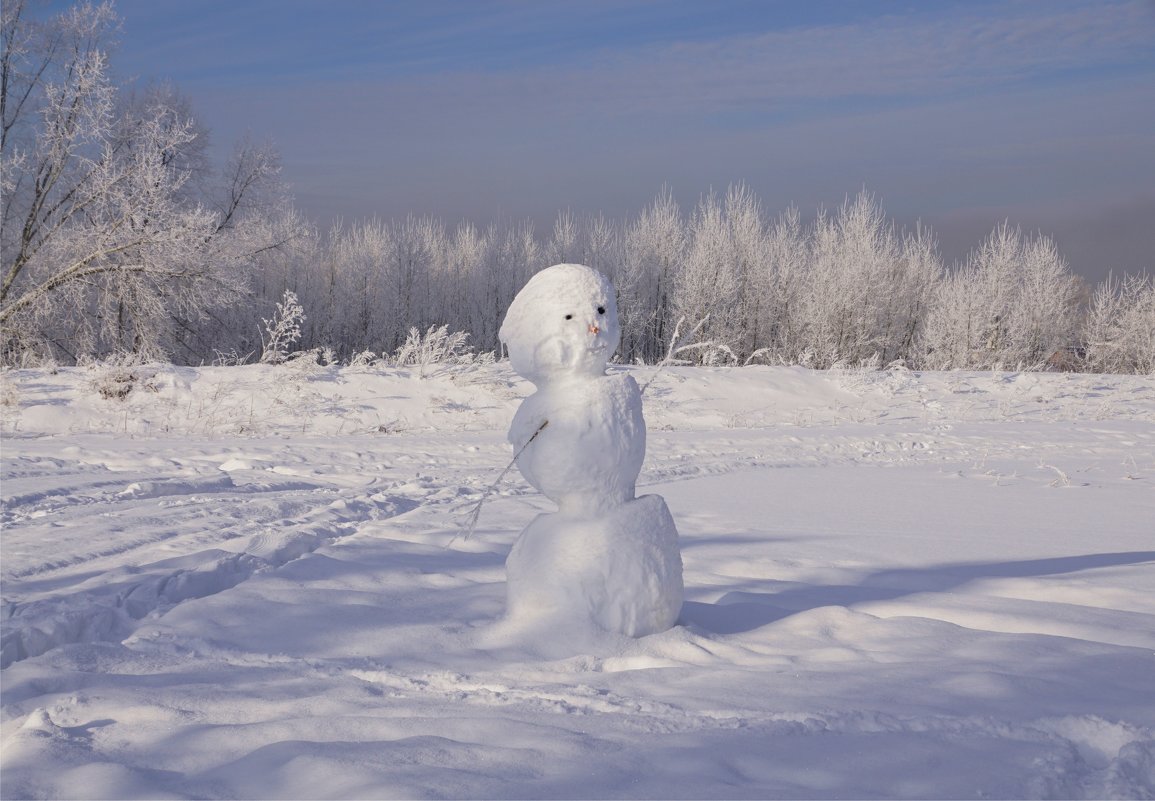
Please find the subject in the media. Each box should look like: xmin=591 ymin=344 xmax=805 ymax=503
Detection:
xmin=498 ymin=263 xmax=683 ymax=638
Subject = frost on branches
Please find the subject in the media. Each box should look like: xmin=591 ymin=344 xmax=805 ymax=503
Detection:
xmin=0 ymin=0 xmax=300 ymax=365
xmin=259 ymin=291 xmax=305 ymax=365
xmin=255 ymin=189 xmax=1150 ymax=375
xmin=3 ymin=3 xmax=1150 ymax=373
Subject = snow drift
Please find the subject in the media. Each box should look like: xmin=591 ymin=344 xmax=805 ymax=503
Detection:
xmin=2 ymin=361 xmax=1154 ymax=799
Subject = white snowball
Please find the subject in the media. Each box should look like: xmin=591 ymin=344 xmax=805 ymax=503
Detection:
xmin=504 ymin=495 xmax=684 ymax=639
xmin=499 ymin=263 xmax=621 ymax=386
xmin=509 ymin=373 xmax=645 ymax=515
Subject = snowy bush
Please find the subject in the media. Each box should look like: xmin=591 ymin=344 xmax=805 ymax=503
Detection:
xmin=0 ymin=375 xmax=18 ymax=407
xmin=259 ymin=291 xmax=306 ymax=365
xmin=349 ymin=350 xmax=380 ymax=369
xmin=390 ymin=325 xmax=483 ymax=377
xmin=212 ymin=349 xmax=254 ymax=367
xmin=83 ymin=354 xmax=159 ymax=401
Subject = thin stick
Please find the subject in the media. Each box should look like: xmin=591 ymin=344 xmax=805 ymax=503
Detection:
xmin=452 ymin=419 xmax=548 ymax=544
xmin=639 ymin=314 xmax=710 ymax=395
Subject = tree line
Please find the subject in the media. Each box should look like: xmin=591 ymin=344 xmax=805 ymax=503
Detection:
xmin=2 ymin=1 xmax=1152 ymax=374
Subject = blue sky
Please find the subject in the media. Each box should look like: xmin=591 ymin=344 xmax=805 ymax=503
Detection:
xmin=63 ymin=0 xmax=1155 ymax=278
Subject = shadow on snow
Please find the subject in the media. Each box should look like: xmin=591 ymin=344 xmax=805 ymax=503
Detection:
xmin=679 ymin=550 xmax=1155 ymax=635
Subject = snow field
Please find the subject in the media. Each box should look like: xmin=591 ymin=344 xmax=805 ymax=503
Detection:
xmin=1 ymin=362 xmax=1154 ymax=799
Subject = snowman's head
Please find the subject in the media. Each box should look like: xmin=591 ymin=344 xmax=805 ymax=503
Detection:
xmin=500 ymin=263 xmax=621 ymax=385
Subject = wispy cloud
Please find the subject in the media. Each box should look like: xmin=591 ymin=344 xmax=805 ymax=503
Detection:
xmin=116 ymin=1 xmax=1155 ymax=102
xmin=359 ymin=0 xmax=1155 ymax=123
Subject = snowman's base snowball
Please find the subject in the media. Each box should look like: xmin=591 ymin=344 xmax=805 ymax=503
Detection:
xmin=505 ymin=494 xmax=683 ymax=638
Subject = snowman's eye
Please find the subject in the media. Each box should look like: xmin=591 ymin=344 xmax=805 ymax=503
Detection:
xmin=597 ymin=306 xmax=606 ymax=315
xmin=564 ymin=314 xmax=573 ymax=320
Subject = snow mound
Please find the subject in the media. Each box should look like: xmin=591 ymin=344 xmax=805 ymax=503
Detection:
xmin=509 ymin=371 xmax=645 ymax=514
xmin=504 ymin=495 xmax=683 ymax=644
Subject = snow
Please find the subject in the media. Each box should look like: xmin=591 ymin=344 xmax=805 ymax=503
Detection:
xmin=2 ymin=360 xmax=1155 ymax=799
xmin=508 ymin=372 xmax=646 ymax=513
xmin=502 ymin=265 xmax=643 ymax=514
xmin=501 ymin=492 xmax=683 ymax=647
xmin=499 ymin=263 xmax=620 ymax=385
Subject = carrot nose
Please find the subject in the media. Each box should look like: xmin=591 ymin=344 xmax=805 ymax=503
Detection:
xmin=589 ymin=324 xmax=600 ymax=335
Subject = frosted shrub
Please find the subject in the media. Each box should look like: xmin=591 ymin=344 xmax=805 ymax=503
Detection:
xmin=697 ymin=343 xmax=739 ymax=366
xmin=0 ymin=374 xmax=18 ymax=433
xmin=212 ymin=349 xmax=253 ymax=367
xmin=284 ymin=348 xmax=325 ymax=373
xmin=83 ymin=354 xmax=158 ymax=401
xmin=743 ymin=347 xmax=779 ymax=366
xmin=260 ymin=291 xmax=306 ymax=365
xmin=391 ymin=325 xmax=476 ymax=377
xmin=349 ymin=350 xmax=380 ymax=369
xmin=832 ymin=353 xmax=886 ymax=393
xmin=0 ymin=376 xmax=18 ymax=407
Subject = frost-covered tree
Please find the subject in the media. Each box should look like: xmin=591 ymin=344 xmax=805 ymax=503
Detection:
xmin=795 ymin=192 xmax=907 ymax=367
xmin=386 ymin=215 xmax=445 ymax=349
xmin=920 ymin=223 xmax=1079 ymax=370
xmin=888 ymin=224 xmax=942 ymax=364
xmin=545 ymin=209 xmax=579 ymax=267
xmin=471 ymin=220 xmax=539 ymax=353
xmin=1084 ymin=273 xmax=1155 ymax=375
xmin=438 ymin=222 xmax=486 ymax=337
xmin=1006 ymin=232 xmax=1081 ymax=366
xmin=326 ymin=220 xmax=392 ymax=356
xmin=723 ymin=184 xmax=769 ymax=358
xmin=747 ymin=206 xmax=804 ymax=364
xmin=919 ymin=261 xmax=978 ymax=370
xmin=673 ymin=190 xmax=739 ymax=359
xmin=0 ymin=0 xmax=300 ymax=365
xmin=618 ymin=187 xmax=685 ymax=363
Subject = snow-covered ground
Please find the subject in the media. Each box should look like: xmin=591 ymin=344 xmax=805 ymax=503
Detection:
xmin=2 ymin=361 xmax=1153 ymax=800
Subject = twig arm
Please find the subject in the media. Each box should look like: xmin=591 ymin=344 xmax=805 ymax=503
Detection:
xmin=453 ymin=419 xmax=549 ymax=544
